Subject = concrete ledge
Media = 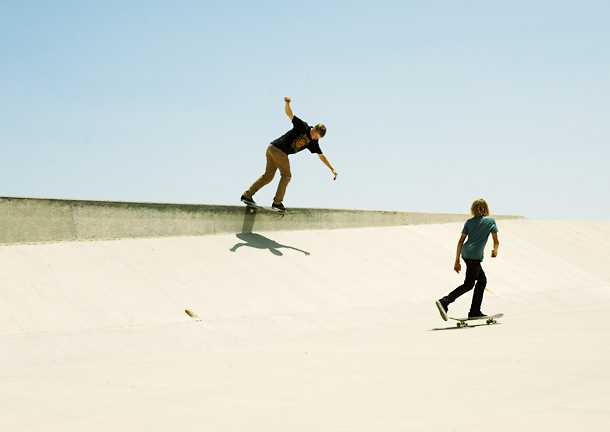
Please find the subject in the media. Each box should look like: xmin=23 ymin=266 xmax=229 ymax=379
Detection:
xmin=0 ymin=196 xmax=524 ymax=245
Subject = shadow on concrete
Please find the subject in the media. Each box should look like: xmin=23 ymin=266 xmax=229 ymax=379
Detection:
xmin=429 ymin=323 xmax=502 ymax=331
xmin=241 ymin=207 xmax=257 ymax=233
xmin=230 ymin=233 xmax=310 ymax=256
xmin=429 ymin=325 xmax=475 ymax=331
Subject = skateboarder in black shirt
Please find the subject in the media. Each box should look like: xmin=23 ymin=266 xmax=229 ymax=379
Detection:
xmin=241 ymin=97 xmax=338 ymax=212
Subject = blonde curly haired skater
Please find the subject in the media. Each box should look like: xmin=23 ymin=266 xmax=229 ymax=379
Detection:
xmin=471 ymin=199 xmax=490 ymax=217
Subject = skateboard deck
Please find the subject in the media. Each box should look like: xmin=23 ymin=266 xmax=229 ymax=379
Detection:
xmin=448 ymin=313 xmax=503 ymax=328
xmin=245 ymin=204 xmax=294 ymax=217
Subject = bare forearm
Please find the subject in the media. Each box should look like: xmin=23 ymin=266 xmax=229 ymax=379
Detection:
xmin=284 ymin=97 xmax=294 ymax=119
xmin=491 ymin=233 xmax=499 ymax=257
xmin=318 ymin=154 xmax=338 ymax=180
xmin=455 ymin=243 xmax=463 ymax=263
xmin=454 ymin=234 xmax=467 ymax=273
xmin=319 ymin=154 xmax=333 ymax=170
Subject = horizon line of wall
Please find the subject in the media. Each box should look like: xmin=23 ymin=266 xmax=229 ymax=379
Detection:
xmin=0 ymin=196 xmax=525 ymax=246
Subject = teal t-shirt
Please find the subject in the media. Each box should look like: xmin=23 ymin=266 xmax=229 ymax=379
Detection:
xmin=461 ymin=216 xmax=498 ymax=261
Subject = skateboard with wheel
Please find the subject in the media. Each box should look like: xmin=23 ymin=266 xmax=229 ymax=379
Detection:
xmin=448 ymin=313 xmax=503 ymax=328
xmin=245 ymin=204 xmax=294 ymax=218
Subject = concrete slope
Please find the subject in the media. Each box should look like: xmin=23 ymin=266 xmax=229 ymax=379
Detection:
xmin=1 ymin=219 xmax=609 ymax=367
xmin=2 ymin=219 xmax=610 ymax=432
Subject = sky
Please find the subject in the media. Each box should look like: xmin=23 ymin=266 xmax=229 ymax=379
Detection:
xmin=1 ymin=0 xmax=609 ymax=221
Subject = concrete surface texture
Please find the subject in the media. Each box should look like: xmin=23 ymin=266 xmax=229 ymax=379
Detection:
xmin=0 ymin=196 xmax=523 ymax=244
xmin=1 ymin=219 xmax=609 ymax=431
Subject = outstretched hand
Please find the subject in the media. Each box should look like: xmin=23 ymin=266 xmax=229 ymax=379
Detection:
xmin=332 ymin=170 xmax=338 ymax=180
xmin=284 ymin=97 xmax=291 ymax=103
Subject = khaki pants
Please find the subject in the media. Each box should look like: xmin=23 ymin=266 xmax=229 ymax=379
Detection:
xmin=244 ymin=145 xmax=291 ymax=205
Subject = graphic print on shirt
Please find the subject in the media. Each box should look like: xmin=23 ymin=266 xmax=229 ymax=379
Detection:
xmin=291 ymin=134 xmax=311 ymax=153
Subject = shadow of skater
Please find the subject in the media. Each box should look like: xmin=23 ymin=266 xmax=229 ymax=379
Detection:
xmin=230 ymin=233 xmax=310 ymax=256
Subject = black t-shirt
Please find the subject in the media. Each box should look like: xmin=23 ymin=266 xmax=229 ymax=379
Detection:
xmin=270 ymin=116 xmax=323 ymax=155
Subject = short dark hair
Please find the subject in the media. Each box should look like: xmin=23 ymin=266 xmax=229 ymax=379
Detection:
xmin=314 ymin=124 xmax=327 ymax=137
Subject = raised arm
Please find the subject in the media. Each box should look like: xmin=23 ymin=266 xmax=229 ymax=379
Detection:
xmin=284 ymin=97 xmax=294 ymax=120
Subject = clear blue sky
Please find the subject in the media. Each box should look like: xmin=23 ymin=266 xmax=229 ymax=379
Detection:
xmin=1 ymin=1 xmax=609 ymax=220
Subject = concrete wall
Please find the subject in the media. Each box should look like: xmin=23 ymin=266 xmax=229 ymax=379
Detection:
xmin=0 ymin=196 xmax=524 ymax=245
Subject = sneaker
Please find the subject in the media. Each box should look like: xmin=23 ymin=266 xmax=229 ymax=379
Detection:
xmin=241 ymin=195 xmax=256 ymax=206
xmin=436 ymin=300 xmax=448 ymax=321
xmin=272 ymin=202 xmax=286 ymax=212
xmin=468 ymin=311 xmax=488 ymax=319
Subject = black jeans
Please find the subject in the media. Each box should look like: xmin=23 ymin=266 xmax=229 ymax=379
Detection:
xmin=444 ymin=258 xmax=487 ymax=314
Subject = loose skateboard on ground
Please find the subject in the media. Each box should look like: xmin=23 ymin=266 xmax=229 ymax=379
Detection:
xmin=448 ymin=313 xmax=504 ymax=328
xmin=244 ymin=204 xmax=294 ymax=218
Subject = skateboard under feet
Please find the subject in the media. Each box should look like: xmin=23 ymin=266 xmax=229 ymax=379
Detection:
xmin=448 ymin=313 xmax=504 ymax=328
xmin=245 ymin=204 xmax=293 ymax=218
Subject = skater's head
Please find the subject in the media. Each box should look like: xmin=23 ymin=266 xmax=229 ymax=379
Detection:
xmin=471 ymin=199 xmax=490 ymax=217
xmin=311 ymin=124 xmax=326 ymax=140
